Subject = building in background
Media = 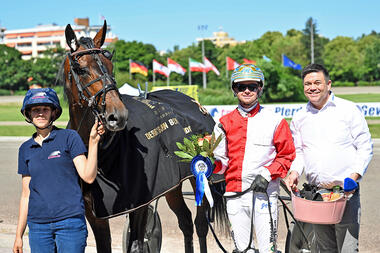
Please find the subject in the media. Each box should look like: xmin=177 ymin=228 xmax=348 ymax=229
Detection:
xmin=196 ymin=27 xmax=245 ymax=47
xmin=0 ymin=26 xmax=5 ymax=43
xmin=1 ymin=18 xmax=117 ymax=60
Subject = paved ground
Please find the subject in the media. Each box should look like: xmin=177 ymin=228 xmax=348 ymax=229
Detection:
xmin=331 ymin=86 xmax=380 ymax=95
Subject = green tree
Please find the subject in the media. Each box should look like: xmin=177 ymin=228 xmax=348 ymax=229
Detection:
xmin=358 ymin=34 xmax=380 ymax=81
xmin=364 ymin=39 xmax=380 ymax=81
xmin=282 ymin=29 xmax=309 ymax=67
xmin=254 ymin=31 xmax=284 ymax=62
xmin=256 ymin=60 xmax=306 ymax=103
xmin=111 ymin=40 xmax=159 ymax=84
xmin=0 ymin=45 xmax=30 ymax=91
xmin=323 ymin=36 xmax=365 ymax=82
xmin=29 ymin=46 xmax=66 ymax=87
xmin=301 ymin=17 xmax=329 ymax=65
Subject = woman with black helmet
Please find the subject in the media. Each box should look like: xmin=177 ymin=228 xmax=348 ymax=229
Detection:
xmin=13 ymin=88 xmax=104 ymax=253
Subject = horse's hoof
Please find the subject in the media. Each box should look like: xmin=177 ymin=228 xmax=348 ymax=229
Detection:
xmin=130 ymin=240 xmax=143 ymax=253
xmin=184 ymin=236 xmax=194 ymax=253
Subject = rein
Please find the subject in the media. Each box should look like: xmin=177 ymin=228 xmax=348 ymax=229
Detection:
xmin=66 ymin=47 xmax=119 ymax=129
xmin=208 ymin=182 xmax=278 ymax=253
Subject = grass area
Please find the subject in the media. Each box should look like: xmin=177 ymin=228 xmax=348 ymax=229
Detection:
xmin=0 ymin=103 xmax=69 ymax=122
xmin=0 ymin=125 xmax=36 ymax=136
xmin=336 ymin=94 xmax=380 ymax=102
xmin=369 ymin=124 xmax=380 ymax=138
xmin=0 ymin=124 xmax=67 ymax=137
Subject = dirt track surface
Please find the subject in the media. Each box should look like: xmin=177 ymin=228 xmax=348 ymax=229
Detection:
xmin=0 ymin=137 xmax=379 ymax=253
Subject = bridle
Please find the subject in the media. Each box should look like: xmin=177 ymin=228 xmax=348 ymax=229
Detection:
xmin=66 ymin=47 xmax=119 ymax=125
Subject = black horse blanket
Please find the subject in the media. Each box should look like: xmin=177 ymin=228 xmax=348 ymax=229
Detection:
xmin=90 ymin=89 xmax=218 ymax=218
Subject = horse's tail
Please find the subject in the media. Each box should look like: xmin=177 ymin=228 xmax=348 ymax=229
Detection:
xmin=208 ymin=180 xmax=230 ymax=237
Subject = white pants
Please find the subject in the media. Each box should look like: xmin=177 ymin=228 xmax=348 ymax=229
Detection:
xmin=226 ymin=182 xmax=279 ymax=253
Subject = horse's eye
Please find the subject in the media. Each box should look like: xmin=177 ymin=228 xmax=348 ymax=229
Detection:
xmin=75 ymin=67 xmax=88 ymax=75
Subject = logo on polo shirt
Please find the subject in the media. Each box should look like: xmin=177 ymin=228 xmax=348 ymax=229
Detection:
xmin=48 ymin=151 xmax=61 ymax=159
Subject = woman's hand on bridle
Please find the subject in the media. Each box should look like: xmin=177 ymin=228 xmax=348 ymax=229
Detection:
xmin=90 ymin=118 xmax=105 ymax=143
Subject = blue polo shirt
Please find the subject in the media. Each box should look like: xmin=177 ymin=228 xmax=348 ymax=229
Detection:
xmin=18 ymin=127 xmax=87 ymax=223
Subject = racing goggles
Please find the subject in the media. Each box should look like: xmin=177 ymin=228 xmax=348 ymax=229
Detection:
xmin=233 ymin=83 xmax=259 ymax=92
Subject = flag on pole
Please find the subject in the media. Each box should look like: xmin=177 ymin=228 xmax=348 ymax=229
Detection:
xmin=243 ymin=58 xmax=257 ymax=65
xmin=189 ymin=58 xmax=205 ymax=72
xmin=282 ymin=54 xmax=302 ymax=70
xmin=130 ymin=60 xmax=148 ymax=76
xmin=167 ymin=58 xmax=186 ymax=75
xmin=226 ymin=57 xmax=240 ymax=70
xmin=204 ymin=57 xmax=220 ymax=76
xmin=153 ymin=59 xmax=170 ymax=77
xmin=263 ymin=55 xmax=271 ymax=62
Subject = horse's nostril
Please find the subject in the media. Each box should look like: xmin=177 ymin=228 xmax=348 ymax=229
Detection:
xmin=106 ymin=112 xmax=127 ymax=131
xmin=107 ymin=114 xmax=118 ymax=123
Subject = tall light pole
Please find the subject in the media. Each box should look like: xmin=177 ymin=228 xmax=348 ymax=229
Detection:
xmin=310 ymin=18 xmax=314 ymax=64
xmin=198 ymin=25 xmax=207 ymax=89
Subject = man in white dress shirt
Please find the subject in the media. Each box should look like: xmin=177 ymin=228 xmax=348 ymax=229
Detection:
xmin=285 ymin=63 xmax=373 ymax=253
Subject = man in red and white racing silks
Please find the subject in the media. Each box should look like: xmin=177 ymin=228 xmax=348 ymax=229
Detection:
xmin=213 ymin=64 xmax=296 ymax=253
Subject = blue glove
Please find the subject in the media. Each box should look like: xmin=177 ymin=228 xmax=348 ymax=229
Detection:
xmin=344 ymin=177 xmax=358 ymax=192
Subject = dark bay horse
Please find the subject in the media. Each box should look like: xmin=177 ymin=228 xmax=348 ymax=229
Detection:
xmin=59 ymin=20 xmax=227 ymax=253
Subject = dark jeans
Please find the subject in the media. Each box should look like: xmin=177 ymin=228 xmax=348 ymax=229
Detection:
xmin=313 ymin=188 xmax=360 ymax=253
xmin=28 ymin=215 xmax=88 ymax=253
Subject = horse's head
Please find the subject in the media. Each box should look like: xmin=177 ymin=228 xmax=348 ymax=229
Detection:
xmin=63 ymin=20 xmax=128 ymax=131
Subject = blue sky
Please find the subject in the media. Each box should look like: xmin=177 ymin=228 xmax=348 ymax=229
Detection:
xmin=1 ymin=0 xmax=379 ymax=52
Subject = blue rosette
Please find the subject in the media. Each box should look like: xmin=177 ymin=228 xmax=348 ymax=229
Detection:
xmin=190 ymin=155 xmax=214 ymax=207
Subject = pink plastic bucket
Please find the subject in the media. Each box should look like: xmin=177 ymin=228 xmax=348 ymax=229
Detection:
xmin=291 ymin=192 xmax=347 ymax=224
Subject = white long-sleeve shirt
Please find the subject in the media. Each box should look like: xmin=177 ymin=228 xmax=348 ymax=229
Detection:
xmin=290 ymin=93 xmax=373 ymax=186
xmin=213 ymin=104 xmax=295 ymax=192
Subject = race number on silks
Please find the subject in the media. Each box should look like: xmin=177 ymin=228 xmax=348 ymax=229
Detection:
xmin=191 ymin=155 xmax=214 ymax=207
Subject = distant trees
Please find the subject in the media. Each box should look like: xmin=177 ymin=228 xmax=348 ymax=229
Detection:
xmin=0 ymin=45 xmax=65 ymax=92
xmin=1 ymin=18 xmax=379 ymax=103
xmin=0 ymin=45 xmax=29 ymax=91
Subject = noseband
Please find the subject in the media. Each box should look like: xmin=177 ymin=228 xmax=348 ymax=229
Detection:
xmin=67 ymin=48 xmax=119 ymax=123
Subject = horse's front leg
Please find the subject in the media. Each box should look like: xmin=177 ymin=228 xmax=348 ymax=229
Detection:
xmin=83 ymin=187 xmax=112 ymax=253
xmin=128 ymin=206 xmax=148 ymax=253
xmin=165 ymin=183 xmax=194 ymax=253
xmin=190 ymin=178 xmax=209 ymax=253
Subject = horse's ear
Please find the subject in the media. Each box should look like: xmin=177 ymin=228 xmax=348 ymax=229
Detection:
xmin=65 ymin=24 xmax=79 ymax=52
xmin=93 ymin=20 xmax=107 ymax=48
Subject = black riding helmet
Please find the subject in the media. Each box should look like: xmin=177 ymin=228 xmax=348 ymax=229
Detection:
xmin=21 ymin=88 xmax=62 ymax=123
